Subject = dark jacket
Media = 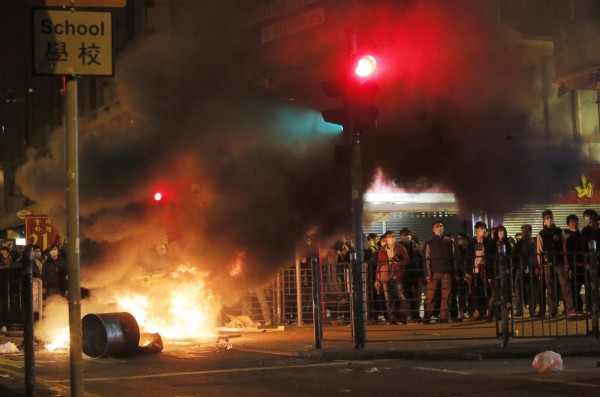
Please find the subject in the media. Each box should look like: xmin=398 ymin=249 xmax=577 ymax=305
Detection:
xmin=487 ymin=238 xmax=512 ymax=275
xmin=42 ymin=256 xmax=67 ymax=295
xmin=536 ymin=225 xmax=565 ymax=266
xmin=581 ymin=225 xmax=600 ymax=252
xmin=513 ymin=237 xmax=536 ymax=272
xmin=400 ymin=240 xmax=424 ymax=280
xmin=424 ymin=235 xmax=455 ymax=275
xmin=564 ymin=229 xmax=583 ymax=267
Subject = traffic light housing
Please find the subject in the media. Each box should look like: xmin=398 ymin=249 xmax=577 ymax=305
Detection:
xmin=320 ymin=54 xmax=379 ymax=134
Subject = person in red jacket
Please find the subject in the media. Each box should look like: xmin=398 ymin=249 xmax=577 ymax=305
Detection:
xmin=374 ymin=231 xmax=410 ymax=324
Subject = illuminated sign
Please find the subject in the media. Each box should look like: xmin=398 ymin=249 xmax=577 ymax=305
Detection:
xmin=575 ymin=175 xmax=594 ymax=199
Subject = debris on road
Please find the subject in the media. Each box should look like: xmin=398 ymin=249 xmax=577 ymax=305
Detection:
xmin=532 ymin=351 xmax=564 ymax=373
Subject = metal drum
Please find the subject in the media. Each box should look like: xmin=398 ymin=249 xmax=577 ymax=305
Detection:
xmin=82 ymin=312 xmax=140 ymax=359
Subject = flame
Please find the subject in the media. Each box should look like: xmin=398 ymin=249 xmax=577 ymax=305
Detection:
xmin=44 ymin=262 xmax=221 ymax=351
xmin=228 ymin=251 xmax=244 ymax=277
xmin=114 ymin=264 xmax=218 ymax=339
xmin=45 ymin=326 xmax=70 ymax=351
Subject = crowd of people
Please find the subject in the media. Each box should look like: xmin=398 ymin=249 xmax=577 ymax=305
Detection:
xmin=0 ymin=244 xmax=68 ymax=300
xmin=349 ymin=208 xmax=600 ymax=325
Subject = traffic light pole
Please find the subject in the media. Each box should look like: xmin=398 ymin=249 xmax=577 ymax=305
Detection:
xmin=350 ymin=129 xmax=366 ymax=349
xmin=348 ymin=32 xmax=366 ymax=349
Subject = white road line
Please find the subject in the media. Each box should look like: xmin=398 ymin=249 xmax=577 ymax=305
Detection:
xmin=51 ymin=360 xmax=367 ymax=383
xmin=411 ymin=366 xmax=473 ymax=375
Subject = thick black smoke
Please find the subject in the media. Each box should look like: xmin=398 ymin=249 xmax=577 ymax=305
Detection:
xmin=15 ymin=0 xmax=584 ymax=297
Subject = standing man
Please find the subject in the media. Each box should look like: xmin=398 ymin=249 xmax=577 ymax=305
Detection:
xmin=581 ymin=209 xmax=600 ymax=250
xmin=399 ymin=228 xmax=424 ymax=323
xmin=564 ymin=214 xmax=584 ymax=314
xmin=423 ymin=222 xmax=456 ymax=324
xmin=536 ymin=210 xmax=576 ymax=318
xmin=42 ymin=244 xmax=68 ymax=298
xmin=513 ymin=224 xmax=542 ymax=317
xmin=466 ymin=222 xmax=490 ymax=321
xmin=375 ymin=231 xmax=410 ymax=324
xmin=580 ymin=209 xmax=600 ymax=314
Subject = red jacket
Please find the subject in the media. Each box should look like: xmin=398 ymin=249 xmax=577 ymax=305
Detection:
xmin=376 ymin=243 xmax=409 ymax=282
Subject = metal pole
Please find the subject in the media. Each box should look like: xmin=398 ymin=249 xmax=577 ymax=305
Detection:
xmin=22 ymin=246 xmax=35 ymax=397
xmin=65 ymin=75 xmax=83 ymax=397
xmin=272 ymin=278 xmax=278 ymax=326
xmin=498 ymin=244 xmax=509 ymax=347
xmin=588 ymin=241 xmax=599 ymax=338
xmin=311 ymin=260 xmax=322 ymax=349
xmin=347 ymin=31 xmax=366 ymax=349
xmin=295 ymin=256 xmax=303 ymax=326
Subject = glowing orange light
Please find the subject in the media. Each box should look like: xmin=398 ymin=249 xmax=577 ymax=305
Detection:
xmin=355 ymin=55 xmax=377 ymax=78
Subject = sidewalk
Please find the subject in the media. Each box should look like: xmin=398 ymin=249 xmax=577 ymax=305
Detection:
xmin=217 ymin=322 xmax=600 ymax=361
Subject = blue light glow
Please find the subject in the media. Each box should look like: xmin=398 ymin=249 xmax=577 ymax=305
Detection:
xmin=272 ymin=107 xmax=343 ymax=140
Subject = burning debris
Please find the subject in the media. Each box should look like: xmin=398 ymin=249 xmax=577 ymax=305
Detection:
xmin=35 ymin=262 xmax=223 ymax=356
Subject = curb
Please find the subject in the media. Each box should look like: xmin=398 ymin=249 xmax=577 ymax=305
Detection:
xmin=297 ymin=346 xmax=600 ymax=361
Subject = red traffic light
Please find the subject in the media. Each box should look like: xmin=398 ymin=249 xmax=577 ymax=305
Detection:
xmin=153 ymin=192 xmax=163 ymax=202
xmin=354 ymin=55 xmax=377 ymax=78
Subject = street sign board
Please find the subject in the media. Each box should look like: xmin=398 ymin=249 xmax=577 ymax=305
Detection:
xmin=32 ymin=9 xmax=113 ymax=76
xmin=33 ymin=0 xmax=127 ymax=7
xmin=25 ymin=215 xmax=61 ymax=251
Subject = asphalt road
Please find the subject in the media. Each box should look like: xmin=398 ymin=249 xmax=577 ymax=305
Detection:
xmin=1 ymin=341 xmax=600 ymax=397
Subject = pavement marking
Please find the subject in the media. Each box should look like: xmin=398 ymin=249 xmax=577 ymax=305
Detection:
xmin=50 ymin=360 xmax=371 ymax=383
xmin=411 ymin=366 xmax=473 ymax=375
xmin=0 ymin=356 xmax=24 ymax=368
xmin=530 ymin=377 xmax=600 ymax=388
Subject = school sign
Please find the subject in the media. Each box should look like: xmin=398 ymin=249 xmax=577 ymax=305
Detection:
xmin=32 ymin=9 xmax=113 ymax=76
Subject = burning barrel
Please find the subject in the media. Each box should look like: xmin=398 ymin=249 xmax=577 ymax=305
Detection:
xmin=82 ymin=312 xmax=140 ymax=359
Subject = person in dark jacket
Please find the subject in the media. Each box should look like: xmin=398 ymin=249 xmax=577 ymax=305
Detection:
xmin=580 ymin=209 xmax=600 ymax=313
xmin=486 ymin=224 xmax=512 ymax=320
xmin=564 ymin=214 xmax=585 ymax=314
xmin=536 ymin=210 xmax=576 ymax=318
xmin=513 ymin=224 xmax=543 ymax=317
xmin=466 ymin=222 xmax=490 ymax=321
xmin=423 ymin=221 xmax=455 ymax=323
xmin=375 ymin=231 xmax=410 ymax=324
xmin=399 ymin=228 xmax=424 ymax=322
xmin=42 ymin=244 xmax=68 ymax=298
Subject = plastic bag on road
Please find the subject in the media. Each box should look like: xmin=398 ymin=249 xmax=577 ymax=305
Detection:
xmin=532 ymin=351 xmax=564 ymax=373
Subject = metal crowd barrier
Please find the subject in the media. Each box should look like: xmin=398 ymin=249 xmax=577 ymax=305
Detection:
xmin=0 ymin=267 xmax=43 ymax=328
xmin=304 ymin=246 xmax=599 ymax=349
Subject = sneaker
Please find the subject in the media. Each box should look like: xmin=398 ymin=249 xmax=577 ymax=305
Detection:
xmin=566 ymin=309 xmax=577 ymax=317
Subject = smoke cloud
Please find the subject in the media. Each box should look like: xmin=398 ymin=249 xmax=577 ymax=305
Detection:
xmin=15 ymin=0 xmax=584 ymax=307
